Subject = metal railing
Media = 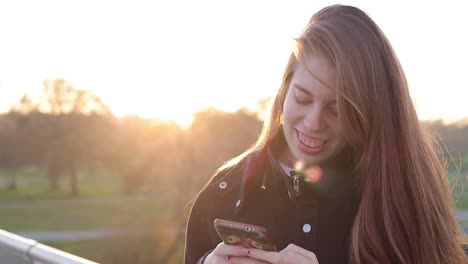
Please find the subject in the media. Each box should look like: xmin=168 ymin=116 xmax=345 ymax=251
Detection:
xmin=0 ymin=229 xmax=99 ymax=264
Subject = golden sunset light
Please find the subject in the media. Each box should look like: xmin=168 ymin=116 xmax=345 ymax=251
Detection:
xmin=1 ymin=0 xmax=467 ymax=127
xmin=1 ymin=2 xmax=467 ymax=263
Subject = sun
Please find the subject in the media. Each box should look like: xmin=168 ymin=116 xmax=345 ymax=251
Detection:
xmin=110 ymin=100 xmax=195 ymax=129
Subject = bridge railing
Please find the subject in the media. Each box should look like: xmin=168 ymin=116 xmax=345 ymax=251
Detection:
xmin=0 ymin=229 xmax=98 ymax=264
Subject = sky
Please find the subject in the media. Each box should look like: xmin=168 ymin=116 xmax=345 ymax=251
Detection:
xmin=0 ymin=0 xmax=467 ymax=127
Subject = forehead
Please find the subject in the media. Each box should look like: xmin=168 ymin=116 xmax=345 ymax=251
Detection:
xmin=291 ymin=56 xmax=336 ymax=100
xmin=293 ymin=54 xmax=336 ymax=91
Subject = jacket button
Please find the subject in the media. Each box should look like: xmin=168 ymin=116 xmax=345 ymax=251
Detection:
xmin=235 ymin=199 xmax=241 ymax=207
xmin=303 ymin=224 xmax=312 ymax=233
xmin=219 ymin=181 xmax=227 ymax=189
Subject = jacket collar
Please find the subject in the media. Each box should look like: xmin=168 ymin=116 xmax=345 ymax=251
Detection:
xmin=233 ymin=146 xmax=358 ymax=214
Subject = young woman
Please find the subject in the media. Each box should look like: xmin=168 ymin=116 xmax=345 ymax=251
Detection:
xmin=184 ymin=4 xmax=467 ymax=264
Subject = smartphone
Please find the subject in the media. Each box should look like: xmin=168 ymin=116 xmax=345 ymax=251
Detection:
xmin=213 ymin=218 xmax=277 ymax=251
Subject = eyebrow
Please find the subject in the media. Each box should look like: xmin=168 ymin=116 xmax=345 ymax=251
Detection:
xmin=293 ymin=84 xmax=337 ymax=105
xmin=294 ymin=84 xmax=312 ymax=95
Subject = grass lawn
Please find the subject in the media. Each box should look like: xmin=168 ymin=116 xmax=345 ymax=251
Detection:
xmin=0 ymin=195 xmax=173 ymax=232
xmin=0 ymin=167 xmax=189 ymax=264
xmin=0 ymin=167 xmax=179 ymax=232
xmin=0 ymin=167 xmax=122 ymax=202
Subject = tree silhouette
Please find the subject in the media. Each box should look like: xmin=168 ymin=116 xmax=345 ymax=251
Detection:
xmin=8 ymin=78 xmax=113 ymax=196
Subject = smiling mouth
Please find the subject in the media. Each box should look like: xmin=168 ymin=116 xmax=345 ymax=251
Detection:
xmin=298 ymin=132 xmax=327 ymax=148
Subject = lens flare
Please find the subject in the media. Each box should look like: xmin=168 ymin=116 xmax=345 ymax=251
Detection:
xmin=305 ymin=166 xmax=322 ymax=183
xmin=294 ymin=160 xmax=305 ymax=171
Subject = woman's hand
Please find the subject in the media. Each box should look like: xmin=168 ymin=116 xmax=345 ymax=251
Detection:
xmin=245 ymin=244 xmax=319 ymax=264
xmin=204 ymin=242 xmax=269 ymax=263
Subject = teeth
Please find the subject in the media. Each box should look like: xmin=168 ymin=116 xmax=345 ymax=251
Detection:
xmin=299 ymin=133 xmax=325 ymax=148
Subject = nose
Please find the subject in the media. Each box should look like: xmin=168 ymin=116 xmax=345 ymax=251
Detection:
xmin=303 ymin=106 xmax=326 ymax=132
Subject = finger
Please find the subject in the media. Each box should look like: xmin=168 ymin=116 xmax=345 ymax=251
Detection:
xmin=213 ymin=242 xmax=249 ymax=257
xmin=284 ymin=244 xmax=318 ymax=261
xmin=229 ymin=255 xmax=270 ymax=264
xmin=245 ymin=248 xmax=281 ymax=263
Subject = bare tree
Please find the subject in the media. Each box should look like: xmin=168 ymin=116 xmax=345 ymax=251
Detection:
xmin=9 ymin=78 xmax=113 ymax=196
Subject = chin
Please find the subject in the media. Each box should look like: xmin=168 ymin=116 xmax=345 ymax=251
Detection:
xmin=294 ymin=151 xmax=328 ymax=166
xmin=303 ymin=156 xmax=329 ymax=166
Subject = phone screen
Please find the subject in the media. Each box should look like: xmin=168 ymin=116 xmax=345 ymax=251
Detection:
xmin=213 ymin=218 xmax=277 ymax=251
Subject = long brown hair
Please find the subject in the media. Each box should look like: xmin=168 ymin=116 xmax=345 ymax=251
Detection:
xmin=221 ymin=4 xmax=467 ymax=263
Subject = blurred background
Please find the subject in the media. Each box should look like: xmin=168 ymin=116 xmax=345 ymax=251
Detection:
xmin=0 ymin=0 xmax=467 ymax=263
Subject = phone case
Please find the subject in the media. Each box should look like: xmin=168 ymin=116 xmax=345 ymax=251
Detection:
xmin=213 ymin=218 xmax=277 ymax=251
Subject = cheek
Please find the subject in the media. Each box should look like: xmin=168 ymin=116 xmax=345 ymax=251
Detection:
xmin=327 ymin=116 xmax=342 ymax=136
xmin=282 ymin=96 xmax=301 ymax=124
xmin=331 ymin=124 xmax=346 ymax=145
xmin=330 ymin=123 xmax=342 ymax=136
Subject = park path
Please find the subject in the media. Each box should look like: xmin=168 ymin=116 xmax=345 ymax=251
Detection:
xmin=0 ymin=195 xmax=156 ymax=209
xmin=14 ymin=228 xmax=183 ymax=242
xmin=458 ymin=210 xmax=468 ymax=221
xmin=16 ymin=229 xmax=128 ymax=242
xmin=8 ymin=210 xmax=468 ymax=243
xmin=1 ymin=199 xmax=467 ymax=243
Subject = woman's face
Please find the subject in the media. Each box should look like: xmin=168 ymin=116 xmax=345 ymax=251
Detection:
xmin=281 ymin=54 xmax=346 ymax=166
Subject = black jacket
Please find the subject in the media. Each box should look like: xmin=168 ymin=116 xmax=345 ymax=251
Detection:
xmin=184 ymin=148 xmax=360 ymax=264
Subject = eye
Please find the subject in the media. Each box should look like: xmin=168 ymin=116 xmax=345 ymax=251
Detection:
xmin=295 ymin=96 xmax=310 ymax=105
xmin=294 ymin=90 xmax=312 ymax=105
